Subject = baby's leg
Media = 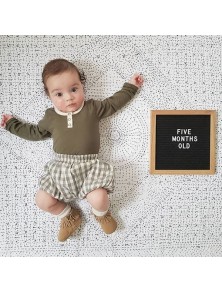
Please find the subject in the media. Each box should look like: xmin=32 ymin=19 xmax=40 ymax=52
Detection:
xmin=35 ymin=190 xmax=82 ymax=241
xmin=86 ymin=188 xmax=117 ymax=234
xmin=35 ymin=190 xmax=66 ymax=215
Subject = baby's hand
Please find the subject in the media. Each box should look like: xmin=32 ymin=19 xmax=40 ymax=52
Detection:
xmin=128 ymin=73 xmax=144 ymax=88
xmin=1 ymin=114 xmax=13 ymax=128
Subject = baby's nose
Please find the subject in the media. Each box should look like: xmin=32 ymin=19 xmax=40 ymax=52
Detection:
xmin=65 ymin=93 xmax=74 ymax=101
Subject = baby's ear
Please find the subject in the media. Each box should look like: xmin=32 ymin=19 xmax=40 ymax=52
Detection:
xmin=81 ymin=80 xmax=86 ymax=87
xmin=44 ymin=86 xmax=49 ymax=95
xmin=79 ymin=69 xmax=86 ymax=85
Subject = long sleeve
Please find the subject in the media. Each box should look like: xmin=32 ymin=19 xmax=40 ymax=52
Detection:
xmin=92 ymin=82 xmax=138 ymax=120
xmin=5 ymin=111 xmax=51 ymax=141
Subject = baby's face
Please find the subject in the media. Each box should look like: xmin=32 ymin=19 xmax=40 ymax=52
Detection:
xmin=46 ymin=70 xmax=85 ymax=113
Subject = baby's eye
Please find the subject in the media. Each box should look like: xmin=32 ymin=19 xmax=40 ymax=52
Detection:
xmin=56 ymin=92 xmax=63 ymax=97
xmin=71 ymin=87 xmax=77 ymax=92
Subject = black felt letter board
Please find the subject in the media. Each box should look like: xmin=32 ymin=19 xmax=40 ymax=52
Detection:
xmin=150 ymin=110 xmax=216 ymax=174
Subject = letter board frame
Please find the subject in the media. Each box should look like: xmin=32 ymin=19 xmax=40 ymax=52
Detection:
xmin=150 ymin=110 xmax=216 ymax=175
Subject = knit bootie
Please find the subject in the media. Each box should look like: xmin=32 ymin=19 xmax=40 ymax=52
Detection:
xmin=58 ymin=208 xmax=82 ymax=242
xmin=94 ymin=211 xmax=117 ymax=234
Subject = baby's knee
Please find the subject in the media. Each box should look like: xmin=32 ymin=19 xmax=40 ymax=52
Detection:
xmin=35 ymin=190 xmax=57 ymax=211
xmin=87 ymin=188 xmax=109 ymax=210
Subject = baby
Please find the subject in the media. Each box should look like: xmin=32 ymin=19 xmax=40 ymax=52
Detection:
xmin=1 ymin=58 xmax=144 ymax=242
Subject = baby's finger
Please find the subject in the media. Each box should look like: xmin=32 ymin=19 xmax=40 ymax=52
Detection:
xmin=0 ymin=121 xmax=5 ymax=128
xmin=139 ymin=75 xmax=144 ymax=82
xmin=133 ymin=73 xmax=140 ymax=78
xmin=1 ymin=115 xmax=7 ymax=127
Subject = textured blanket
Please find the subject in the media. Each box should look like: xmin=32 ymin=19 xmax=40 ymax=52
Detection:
xmin=1 ymin=35 xmax=222 ymax=256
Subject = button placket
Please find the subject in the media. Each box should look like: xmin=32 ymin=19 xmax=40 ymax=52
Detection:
xmin=67 ymin=112 xmax=73 ymax=128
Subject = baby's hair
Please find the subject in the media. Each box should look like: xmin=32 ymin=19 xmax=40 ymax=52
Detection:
xmin=42 ymin=58 xmax=86 ymax=95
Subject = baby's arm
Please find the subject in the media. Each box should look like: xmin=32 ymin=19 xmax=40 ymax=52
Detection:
xmin=92 ymin=73 xmax=144 ymax=120
xmin=1 ymin=112 xmax=51 ymax=141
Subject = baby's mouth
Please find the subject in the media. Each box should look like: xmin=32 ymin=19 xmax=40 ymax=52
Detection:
xmin=67 ymin=103 xmax=76 ymax=108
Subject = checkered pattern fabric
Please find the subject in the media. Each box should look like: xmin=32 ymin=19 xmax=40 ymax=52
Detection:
xmin=39 ymin=153 xmax=114 ymax=202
